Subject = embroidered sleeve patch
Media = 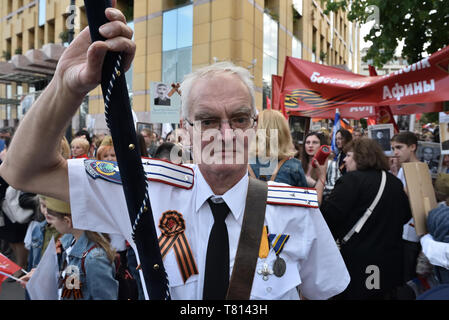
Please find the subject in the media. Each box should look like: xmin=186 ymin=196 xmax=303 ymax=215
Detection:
xmin=84 ymin=160 xmax=122 ymax=184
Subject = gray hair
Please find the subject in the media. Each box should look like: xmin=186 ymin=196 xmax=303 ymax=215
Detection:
xmin=179 ymin=61 xmax=256 ymax=119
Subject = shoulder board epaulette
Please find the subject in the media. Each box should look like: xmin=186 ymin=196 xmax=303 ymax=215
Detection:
xmin=84 ymin=158 xmax=194 ymax=189
xmin=141 ymin=158 xmax=194 ymax=189
xmin=266 ymin=181 xmax=319 ymax=208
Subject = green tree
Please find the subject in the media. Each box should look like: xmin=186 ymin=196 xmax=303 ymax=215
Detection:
xmin=321 ymin=0 xmax=449 ymax=67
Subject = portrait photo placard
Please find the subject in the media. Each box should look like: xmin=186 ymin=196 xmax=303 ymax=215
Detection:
xmin=368 ymin=123 xmax=394 ymax=155
xmin=417 ymin=141 xmax=441 ymax=178
xmin=150 ymin=82 xmax=181 ymax=124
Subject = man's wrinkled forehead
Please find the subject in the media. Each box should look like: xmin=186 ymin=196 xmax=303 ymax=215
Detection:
xmin=189 ymin=73 xmax=251 ymax=108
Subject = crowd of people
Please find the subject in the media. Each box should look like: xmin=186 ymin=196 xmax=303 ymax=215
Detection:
xmin=1 ymin=113 xmax=449 ymax=300
xmin=0 ymin=6 xmax=448 ymax=301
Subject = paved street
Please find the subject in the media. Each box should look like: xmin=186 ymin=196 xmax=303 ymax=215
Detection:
xmin=0 ymin=278 xmax=25 ymax=300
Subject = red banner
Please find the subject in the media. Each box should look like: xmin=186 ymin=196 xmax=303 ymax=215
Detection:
xmin=281 ymin=45 xmax=449 ymax=118
xmin=289 ymin=102 xmax=443 ymax=119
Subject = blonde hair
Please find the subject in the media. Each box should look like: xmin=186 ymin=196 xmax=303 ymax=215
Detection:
xmin=70 ymin=137 xmax=90 ymax=154
xmin=47 ymin=206 xmax=116 ymax=263
xmin=60 ymin=137 xmax=70 ymax=159
xmin=252 ymin=110 xmax=296 ymax=159
xmin=85 ymin=231 xmax=116 ymax=263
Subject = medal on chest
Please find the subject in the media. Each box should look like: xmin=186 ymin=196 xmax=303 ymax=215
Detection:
xmin=257 ymin=226 xmax=290 ymax=280
xmin=268 ymin=233 xmax=289 ymax=278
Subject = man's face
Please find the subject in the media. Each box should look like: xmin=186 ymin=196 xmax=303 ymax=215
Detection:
xmin=391 ymin=141 xmax=415 ymax=164
xmin=376 ymin=131 xmax=383 ymax=139
xmin=157 ymin=85 xmax=167 ymax=98
xmin=186 ymin=73 xmax=254 ymax=175
xmin=422 ymin=147 xmax=433 ymax=161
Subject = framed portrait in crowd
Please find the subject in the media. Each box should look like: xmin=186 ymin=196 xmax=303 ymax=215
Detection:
xmin=396 ymin=115 xmax=411 ymax=132
xmin=136 ymin=122 xmax=153 ymax=134
xmin=289 ymin=116 xmax=310 ymax=145
xmin=368 ymin=123 xmax=394 ymax=155
xmin=150 ymin=81 xmax=181 ymax=124
xmin=417 ymin=141 xmax=441 ymax=178
xmin=439 ymin=112 xmax=449 ymax=155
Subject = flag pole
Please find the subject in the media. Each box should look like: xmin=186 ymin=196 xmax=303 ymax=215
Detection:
xmin=0 ymin=270 xmax=25 ymax=283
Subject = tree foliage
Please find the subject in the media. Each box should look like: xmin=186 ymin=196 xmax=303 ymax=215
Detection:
xmin=321 ymin=0 xmax=449 ymax=68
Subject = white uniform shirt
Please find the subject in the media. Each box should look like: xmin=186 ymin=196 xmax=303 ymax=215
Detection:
xmin=68 ymin=159 xmax=350 ymax=300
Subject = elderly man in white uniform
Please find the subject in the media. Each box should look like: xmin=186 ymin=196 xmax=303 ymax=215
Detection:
xmin=0 ymin=4 xmax=349 ymax=300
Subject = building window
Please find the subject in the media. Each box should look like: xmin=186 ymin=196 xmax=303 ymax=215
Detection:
xmin=38 ymin=0 xmax=46 ymax=26
xmin=292 ymin=37 xmax=302 ymax=59
xmin=263 ymin=12 xmax=278 ymax=109
xmin=162 ymin=4 xmax=193 ymax=84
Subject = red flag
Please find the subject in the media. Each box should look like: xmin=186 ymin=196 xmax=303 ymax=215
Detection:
xmin=368 ymin=65 xmax=377 ymax=77
xmin=266 ymin=96 xmax=271 ymax=110
xmin=279 ymin=92 xmax=288 ymax=119
xmin=0 ymin=253 xmax=21 ymax=289
xmin=375 ymin=106 xmax=399 ymax=133
xmin=367 ymin=117 xmax=376 ymax=126
xmin=271 ymin=75 xmax=282 ymax=110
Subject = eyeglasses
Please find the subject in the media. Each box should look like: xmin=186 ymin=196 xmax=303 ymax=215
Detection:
xmin=184 ymin=114 xmax=257 ymax=131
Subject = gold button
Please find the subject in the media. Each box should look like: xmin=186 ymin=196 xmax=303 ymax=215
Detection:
xmin=129 ymin=144 xmax=135 ymax=150
xmin=116 ymin=70 xmax=121 ymax=77
xmin=153 ymin=264 xmax=159 ymax=270
xmin=143 ymin=206 xmax=148 ymax=212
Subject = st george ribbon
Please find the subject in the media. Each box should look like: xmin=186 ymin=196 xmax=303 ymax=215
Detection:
xmin=83 ymin=0 xmax=170 ymax=300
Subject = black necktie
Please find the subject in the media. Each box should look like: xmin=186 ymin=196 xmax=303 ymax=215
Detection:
xmin=203 ymin=198 xmax=230 ymax=300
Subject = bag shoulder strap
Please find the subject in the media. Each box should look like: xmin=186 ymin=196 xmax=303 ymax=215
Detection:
xmin=226 ymin=177 xmax=268 ymax=300
xmin=269 ymin=157 xmax=290 ymax=182
xmin=247 ymin=157 xmax=290 ymax=182
xmin=247 ymin=165 xmax=256 ymax=179
xmin=81 ymin=244 xmax=98 ymax=274
xmin=342 ymin=170 xmax=387 ymax=244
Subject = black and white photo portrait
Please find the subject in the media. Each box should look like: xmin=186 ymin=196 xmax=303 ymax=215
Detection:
xmin=368 ymin=124 xmax=394 ymax=154
xmin=153 ymin=83 xmax=171 ymax=106
xmin=417 ymin=141 xmax=441 ymax=177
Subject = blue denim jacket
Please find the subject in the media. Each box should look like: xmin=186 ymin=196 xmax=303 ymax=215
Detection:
xmin=60 ymin=233 xmax=118 ymax=300
xmin=27 ymin=221 xmax=47 ymax=270
xmin=249 ymin=157 xmax=308 ymax=187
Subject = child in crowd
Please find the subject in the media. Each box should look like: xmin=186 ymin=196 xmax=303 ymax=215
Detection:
xmin=21 ymin=197 xmax=118 ymax=300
